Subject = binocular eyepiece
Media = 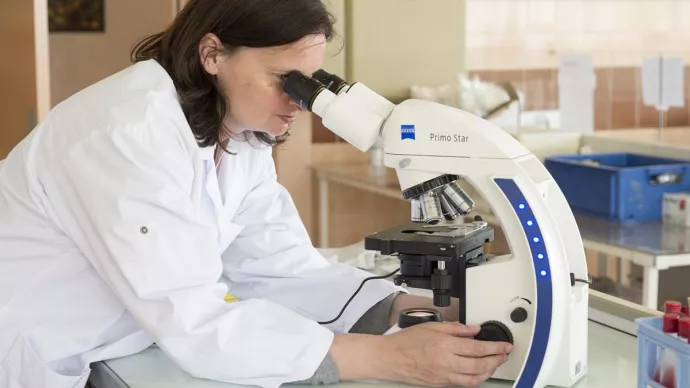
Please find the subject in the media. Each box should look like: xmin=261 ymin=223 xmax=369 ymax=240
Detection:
xmin=312 ymin=69 xmax=349 ymax=95
xmin=282 ymin=69 xmax=350 ymax=111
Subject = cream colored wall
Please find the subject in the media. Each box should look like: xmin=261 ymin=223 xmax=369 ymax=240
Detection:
xmin=346 ymin=0 xmax=466 ymax=101
xmin=49 ymin=0 xmax=174 ymax=105
xmin=321 ymin=0 xmax=347 ymax=76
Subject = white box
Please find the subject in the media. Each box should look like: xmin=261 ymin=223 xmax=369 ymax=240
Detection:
xmin=662 ymin=192 xmax=690 ymax=226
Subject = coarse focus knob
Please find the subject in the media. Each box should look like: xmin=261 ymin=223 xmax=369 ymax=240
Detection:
xmin=474 ymin=320 xmax=514 ymax=345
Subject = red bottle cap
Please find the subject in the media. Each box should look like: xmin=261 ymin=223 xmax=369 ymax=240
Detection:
xmin=680 ymin=318 xmax=690 ymax=338
xmin=665 ymin=301 xmax=682 ymax=314
xmin=663 ymin=313 xmax=679 ymax=333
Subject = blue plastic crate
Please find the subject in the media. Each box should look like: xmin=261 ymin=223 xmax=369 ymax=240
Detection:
xmin=637 ymin=316 xmax=690 ymax=388
xmin=544 ymin=153 xmax=690 ymax=222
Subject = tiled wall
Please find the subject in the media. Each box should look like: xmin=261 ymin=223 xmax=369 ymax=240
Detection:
xmin=312 ymin=65 xmax=690 ymax=143
xmin=468 ymin=66 xmax=690 ymax=130
xmin=465 ymin=0 xmax=690 ymax=70
xmin=464 ymin=0 xmax=690 ymax=130
xmin=312 ymin=0 xmax=690 ymax=143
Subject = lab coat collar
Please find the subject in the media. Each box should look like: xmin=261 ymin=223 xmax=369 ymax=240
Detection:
xmin=197 ymin=146 xmax=216 ymax=161
xmin=136 ymin=59 xmax=219 ymax=162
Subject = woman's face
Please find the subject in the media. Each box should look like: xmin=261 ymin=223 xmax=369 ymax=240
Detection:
xmin=200 ymin=34 xmax=327 ymax=138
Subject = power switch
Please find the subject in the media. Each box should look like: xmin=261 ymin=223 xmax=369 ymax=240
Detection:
xmin=510 ymin=307 xmax=528 ymax=323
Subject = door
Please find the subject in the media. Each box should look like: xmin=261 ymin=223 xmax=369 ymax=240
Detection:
xmin=0 ymin=0 xmax=50 ymax=159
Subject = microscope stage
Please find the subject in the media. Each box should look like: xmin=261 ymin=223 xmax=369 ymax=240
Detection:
xmin=364 ymin=221 xmax=494 ymax=258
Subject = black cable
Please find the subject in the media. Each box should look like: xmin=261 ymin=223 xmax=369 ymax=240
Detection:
xmin=318 ymin=268 xmax=401 ymax=325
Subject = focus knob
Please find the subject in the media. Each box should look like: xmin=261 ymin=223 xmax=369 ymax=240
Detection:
xmin=474 ymin=321 xmax=513 ymax=345
xmin=510 ymin=307 xmax=528 ymax=323
xmin=433 ymin=293 xmax=451 ymax=307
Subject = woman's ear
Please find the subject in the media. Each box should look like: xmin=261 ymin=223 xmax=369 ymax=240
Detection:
xmin=199 ymin=33 xmax=224 ymax=75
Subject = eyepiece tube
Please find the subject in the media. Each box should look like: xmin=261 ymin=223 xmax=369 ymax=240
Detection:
xmin=282 ymin=71 xmax=326 ymax=111
xmin=313 ymin=69 xmax=349 ymax=95
xmin=284 ymin=70 xmax=387 ymax=152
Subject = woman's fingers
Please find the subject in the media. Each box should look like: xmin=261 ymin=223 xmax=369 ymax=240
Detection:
xmin=429 ymin=321 xmax=482 ymax=337
xmin=451 ymin=336 xmax=513 ymax=357
xmin=450 ymin=371 xmax=495 ymax=388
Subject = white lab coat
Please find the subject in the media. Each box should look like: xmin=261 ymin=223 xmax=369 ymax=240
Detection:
xmin=0 ymin=59 xmax=402 ymax=388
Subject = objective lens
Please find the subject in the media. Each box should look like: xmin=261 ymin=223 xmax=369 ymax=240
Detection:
xmin=439 ymin=191 xmax=461 ymax=220
xmin=441 ymin=181 xmax=475 ymax=216
xmin=420 ymin=191 xmax=443 ymax=225
xmin=411 ymin=197 xmax=424 ymax=222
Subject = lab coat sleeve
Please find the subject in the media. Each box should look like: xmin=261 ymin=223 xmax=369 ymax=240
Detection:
xmin=42 ymin=124 xmax=335 ymax=388
xmin=220 ymin=146 xmax=405 ymax=334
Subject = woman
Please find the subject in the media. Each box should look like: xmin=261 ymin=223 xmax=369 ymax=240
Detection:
xmin=0 ymin=1 xmax=511 ymax=387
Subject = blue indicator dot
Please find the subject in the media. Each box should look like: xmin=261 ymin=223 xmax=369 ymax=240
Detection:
xmin=533 ymin=237 xmax=540 ymax=243
xmin=526 ymin=220 xmax=534 ymax=226
xmin=537 ymin=254 xmax=544 ymax=259
xmin=540 ymin=270 xmax=547 ymax=277
xmin=518 ymin=203 xmax=526 ymax=210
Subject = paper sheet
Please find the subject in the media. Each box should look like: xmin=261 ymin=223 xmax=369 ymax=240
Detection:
xmin=558 ymin=53 xmax=596 ymax=134
xmin=641 ymin=56 xmax=685 ymax=109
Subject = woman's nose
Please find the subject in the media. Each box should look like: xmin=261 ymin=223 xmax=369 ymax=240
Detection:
xmin=288 ymin=98 xmax=305 ymax=112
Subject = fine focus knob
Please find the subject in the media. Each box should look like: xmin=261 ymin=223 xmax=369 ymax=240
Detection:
xmin=474 ymin=321 xmax=513 ymax=345
xmin=510 ymin=307 xmax=528 ymax=323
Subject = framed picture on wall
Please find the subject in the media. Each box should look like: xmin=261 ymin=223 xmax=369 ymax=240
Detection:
xmin=48 ymin=0 xmax=105 ymax=32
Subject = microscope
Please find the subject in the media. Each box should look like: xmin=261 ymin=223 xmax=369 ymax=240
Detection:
xmin=283 ymin=71 xmax=589 ymax=388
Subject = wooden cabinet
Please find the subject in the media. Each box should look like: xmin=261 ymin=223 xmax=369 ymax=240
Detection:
xmin=0 ymin=0 xmax=49 ymax=158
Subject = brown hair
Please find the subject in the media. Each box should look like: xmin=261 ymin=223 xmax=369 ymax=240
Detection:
xmin=131 ymin=0 xmax=335 ymax=149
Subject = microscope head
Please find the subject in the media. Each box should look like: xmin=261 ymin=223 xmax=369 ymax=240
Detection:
xmin=282 ymin=69 xmax=476 ymax=224
xmin=282 ymin=69 xmax=396 ymax=151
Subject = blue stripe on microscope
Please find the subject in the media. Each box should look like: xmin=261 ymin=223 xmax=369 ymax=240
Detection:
xmin=494 ymin=178 xmax=553 ymax=388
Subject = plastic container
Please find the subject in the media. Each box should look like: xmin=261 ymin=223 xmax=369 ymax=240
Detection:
xmin=666 ymin=301 xmax=682 ymax=314
xmin=637 ymin=316 xmax=690 ymax=388
xmin=544 ymin=153 xmax=690 ymax=223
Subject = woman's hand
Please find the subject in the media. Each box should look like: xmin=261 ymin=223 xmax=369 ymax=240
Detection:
xmin=330 ymin=322 xmax=512 ymax=387
xmin=380 ymin=322 xmax=511 ymax=387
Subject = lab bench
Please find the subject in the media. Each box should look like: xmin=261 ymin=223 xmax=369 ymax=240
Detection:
xmin=89 ymin=319 xmax=637 ymax=388
xmin=83 ymin=161 xmax=682 ymax=388
xmin=83 ymin=218 xmax=652 ymax=388
xmin=312 ymin=163 xmax=690 ymax=311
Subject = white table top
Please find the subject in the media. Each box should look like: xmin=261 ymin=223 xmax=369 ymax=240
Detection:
xmin=91 ymin=320 xmax=638 ymax=388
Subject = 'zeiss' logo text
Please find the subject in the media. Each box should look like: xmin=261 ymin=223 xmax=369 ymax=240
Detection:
xmin=401 ymin=124 xmax=415 ymax=140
